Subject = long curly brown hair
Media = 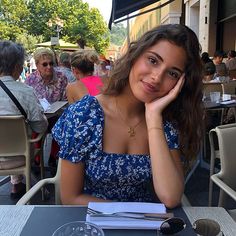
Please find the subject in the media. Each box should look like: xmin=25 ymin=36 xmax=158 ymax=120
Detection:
xmin=103 ymin=24 xmax=204 ymax=162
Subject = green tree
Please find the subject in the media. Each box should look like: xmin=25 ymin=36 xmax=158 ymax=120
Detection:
xmin=110 ymin=23 xmax=127 ymax=46
xmin=0 ymin=0 xmax=29 ymax=40
xmin=16 ymin=33 xmax=43 ymax=53
xmin=0 ymin=0 xmax=110 ymax=53
xmin=25 ymin=0 xmax=109 ymax=53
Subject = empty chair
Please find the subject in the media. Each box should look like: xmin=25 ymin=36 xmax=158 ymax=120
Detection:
xmin=203 ymin=82 xmax=224 ymax=96
xmin=208 ymin=123 xmax=236 ymax=218
xmin=17 ymin=158 xmax=61 ymax=205
xmin=0 ymin=115 xmax=45 ymax=193
xmin=229 ymin=69 xmax=236 ymax=80
xmin=222 ymin=80 xmax=236 ymax=95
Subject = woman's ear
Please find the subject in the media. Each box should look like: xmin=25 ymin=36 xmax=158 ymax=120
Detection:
xmin=72 ymin=67 xmax=81 ymax=79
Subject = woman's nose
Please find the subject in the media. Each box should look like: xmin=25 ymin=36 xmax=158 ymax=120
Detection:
xmin=151 ymin=69 xmax=165 ymax=83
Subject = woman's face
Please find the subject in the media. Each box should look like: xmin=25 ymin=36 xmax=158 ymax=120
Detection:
xmin=37 ymin=55 xmax=54 ymax=79
xmin=129 ymin=40 xmax=187 ymax=103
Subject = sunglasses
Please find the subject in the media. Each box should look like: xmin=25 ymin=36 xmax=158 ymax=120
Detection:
xmin=159 ymin=217 xmax=223 ymax=235
xmin=42 ymin=62 xmax=54 ymax=67
xmin=159 ymin=217 xmax=186 ymax=234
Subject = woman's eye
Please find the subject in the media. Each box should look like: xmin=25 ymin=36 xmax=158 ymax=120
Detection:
xmin=169 ymin=70 xmax=180 ymax=79
xmin=148 ymin=57 xmax=157 ymax=65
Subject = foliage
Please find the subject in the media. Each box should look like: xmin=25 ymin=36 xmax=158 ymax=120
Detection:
xmin=0 ymin=0 xmax=29 ymax=41
xmin=16 ymin=33 xmax=43 ymax=53
xmin=0 ymin=0 xmax=110 ymax=53
xmin=110 ymin=23 xmax=127 ymax=46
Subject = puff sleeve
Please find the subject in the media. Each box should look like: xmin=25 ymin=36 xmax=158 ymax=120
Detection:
xmin=164 ymin=121 xmax=179 ymax=149
xmin=52 ymin=95 xmax=103 ymax=163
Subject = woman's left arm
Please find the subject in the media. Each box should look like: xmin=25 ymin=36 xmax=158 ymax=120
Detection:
xmin=148 ymin=124 xmax=184 ymax=208
xmin=145 ymin=75 xmax=185 ymax=208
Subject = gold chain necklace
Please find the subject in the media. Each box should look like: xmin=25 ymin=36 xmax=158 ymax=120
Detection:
xmin=115 ymin=98 xmax=143 ymax=138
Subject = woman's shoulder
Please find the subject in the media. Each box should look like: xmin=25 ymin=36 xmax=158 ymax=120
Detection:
xmin=67 ymin=95 xmax=103 ymax=117
xmin=67 ymin=80 xmax=87 ymax=89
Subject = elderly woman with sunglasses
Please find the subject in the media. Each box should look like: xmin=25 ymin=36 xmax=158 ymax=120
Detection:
xmin=25 ymin=47 xmax=68 ymax=103
xmin=25 ymin=47 xmax=68 ymax=169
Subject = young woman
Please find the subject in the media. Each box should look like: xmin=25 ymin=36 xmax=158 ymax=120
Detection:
xmin=66 ymin=51 xmax=103 ymax=104
xmin=52 ymin=24 xmax=203 ymax=208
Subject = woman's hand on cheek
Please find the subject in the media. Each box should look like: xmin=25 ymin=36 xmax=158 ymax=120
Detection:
xmin=145 ymin=74 xmax=185 ymax=125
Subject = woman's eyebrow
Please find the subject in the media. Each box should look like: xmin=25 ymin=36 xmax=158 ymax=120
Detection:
xmin=147 ymin=50 xmax=184 ymax=74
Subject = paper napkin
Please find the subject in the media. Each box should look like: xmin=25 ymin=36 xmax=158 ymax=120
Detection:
xmin=86 ymin=202 xmax=167 ymax=230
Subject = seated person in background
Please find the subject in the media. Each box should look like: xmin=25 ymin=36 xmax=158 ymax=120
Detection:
xmin=25 ymin=47 xmax=68 ymax=169
xmin=203 ymin=62 xmax=216 ymax=82
xmin=201 ymin=52 xmax=213 ymax=64
xmin=213 ymin=50 xmax=228 ymax=76
xmin=225 ymin=50 xmax=236 ymax=71
xmin=52 ymin=24 xmax=203 ymax=208
xmin=66 ymin=51 xmax=103 ymax=104
xmin=25 ymin=47 xmax=68 ymax=103
xmin=97 ymin=56 xmax=110 ymax=81
xmin=0 ymin=40 xmax=48 ymax=199
xmin=57 ymin=52 xmax=76 ymax=83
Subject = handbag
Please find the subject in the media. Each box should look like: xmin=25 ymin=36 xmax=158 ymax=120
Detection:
xmin=0 ymin=79 xmax=28 ymax=122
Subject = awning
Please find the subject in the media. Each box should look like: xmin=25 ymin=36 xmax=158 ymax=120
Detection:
xmin=109 ymin=0 xmax=176 ymax=29
xmin=35 ymin=39 xmax=79 ymax=51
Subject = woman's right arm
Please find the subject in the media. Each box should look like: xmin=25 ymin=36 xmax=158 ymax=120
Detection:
xmin=60 ymin=159 xmax=109 ymax=205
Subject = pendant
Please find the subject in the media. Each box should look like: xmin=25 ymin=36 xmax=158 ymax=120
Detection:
xmin=128 ymin=127 xmax=135 ymax=137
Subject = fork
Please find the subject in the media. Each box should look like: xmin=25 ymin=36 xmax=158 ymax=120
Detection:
xmin=87 ymin=208 xmax=173 ymax=220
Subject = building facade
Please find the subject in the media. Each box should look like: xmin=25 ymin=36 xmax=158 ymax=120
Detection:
xmin=121 ymin=0 xmax=236 ymax=57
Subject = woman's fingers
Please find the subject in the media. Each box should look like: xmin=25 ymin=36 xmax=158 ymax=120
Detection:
xmin=168 ymin=73 xmax=185 ymax=98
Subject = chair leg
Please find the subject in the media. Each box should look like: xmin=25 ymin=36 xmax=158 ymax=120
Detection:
xmin=208 ymin=179 xmax=213 ymax=206
xmin=40 ymin=155 xmax=45 ymax=201
xmin=218 ymin=189 xmax=227 ymax=207
xmin=26 ymin=171 xmax=31 ymax=192
xmin=0 ymin=176 xmax=11 ymax=186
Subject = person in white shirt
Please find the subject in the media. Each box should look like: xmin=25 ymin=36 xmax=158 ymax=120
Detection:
xmin=29 ymin=55 xmax=37 ymax=73
xmin=0 ymin=40 xmax=48 ymax=199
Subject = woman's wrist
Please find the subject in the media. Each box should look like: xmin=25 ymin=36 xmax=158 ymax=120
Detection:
xmin=148 ymin=126 xmax=163 ymax=132
xmin=146 ymin=116 xmax=163 ymax=131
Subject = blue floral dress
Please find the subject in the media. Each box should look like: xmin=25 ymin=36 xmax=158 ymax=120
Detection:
xmin=52 ymin=95 xmax=179 ymax=202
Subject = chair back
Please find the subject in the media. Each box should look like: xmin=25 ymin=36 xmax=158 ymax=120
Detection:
xmin=222 ymin=80 xmax=236 ymax=94
xmin=215 ymin=123 xmax=236 ymax=206
xmin=16 ymin=158 xmax=62 ymax=205
xmin=216 ymin=124 xmax=236 ymax=184
xmin=0 ymin=115 xmax=32 ymax=191
xmin=203 ymin=82 xmax=223 ymax=95
xmin=229 ymin=69 xmax=236 ymax=80
xmin=0 ymin=115 xmax=29 ymax=158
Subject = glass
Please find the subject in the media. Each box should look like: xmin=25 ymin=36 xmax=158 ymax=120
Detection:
xmin=52 ymin=221 xmax=105 ymax=236
xmin=210 ymin=92 xmax=221 ymax=102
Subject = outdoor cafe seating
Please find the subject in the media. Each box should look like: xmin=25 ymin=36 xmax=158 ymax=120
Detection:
xmin=0 ymin=115 xmax=46 ymax=193
xmin=208 ymin=123 xmax=236 ymax=222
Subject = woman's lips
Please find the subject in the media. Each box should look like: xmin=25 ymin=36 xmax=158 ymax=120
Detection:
xmin=142 ymin=81 xmax=157 ymax=93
